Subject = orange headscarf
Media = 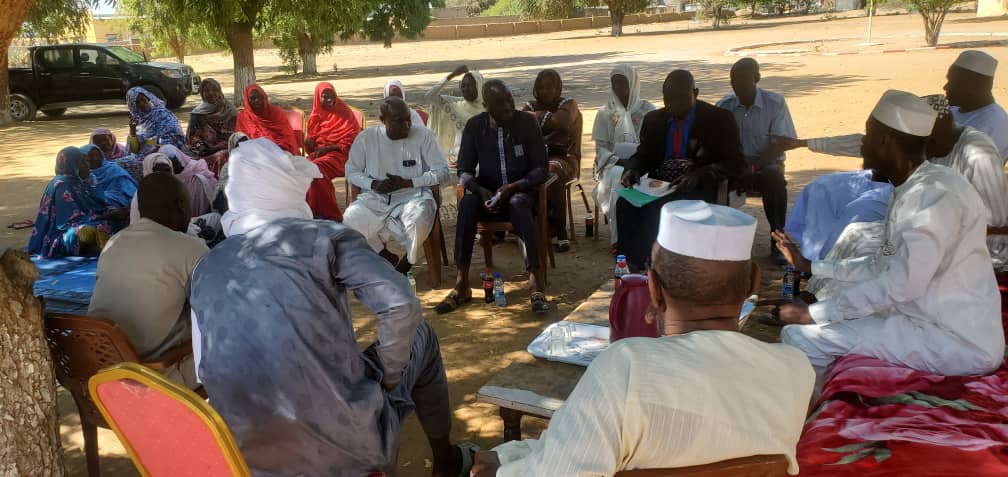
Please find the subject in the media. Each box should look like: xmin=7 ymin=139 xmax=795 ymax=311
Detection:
xmin=235 ymin=84 xmax=301 ymax=155
xmin=306 ymin=82 xmax=361 ymax=150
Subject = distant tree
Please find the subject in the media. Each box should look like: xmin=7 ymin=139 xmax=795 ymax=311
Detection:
xmin=270 ymin=0 xmax=443 ymax=77
xmin=698 ymin=0 xmax=736 ymax=28
xmin=517 ymin=0 xmax=576 ymax=19
xmin=121 ymin=0 xmax=208 ymax=63
xmin=1 ymin=0 xmax=107 ymax=125
xmin=583 ymin=0 xmax=650 ymax=36
xmin=905 ymin=0 xmax=956 ymax=46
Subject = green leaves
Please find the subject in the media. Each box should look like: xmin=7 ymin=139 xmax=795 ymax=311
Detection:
xmin=823 ymin=441 xmax=892 ymax=466
xmin=874 ymin=391 xmax=986 ymax=412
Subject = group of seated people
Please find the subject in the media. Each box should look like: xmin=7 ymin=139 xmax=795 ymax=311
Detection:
xmin=23 ymin=49 xmax=1008 ymax=476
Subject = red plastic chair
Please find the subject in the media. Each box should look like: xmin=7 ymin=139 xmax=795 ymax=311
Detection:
xmin=416 ymin=108 xmax=429 ymax=126
xmin=89 ymin=362 xmax=251 ymax=477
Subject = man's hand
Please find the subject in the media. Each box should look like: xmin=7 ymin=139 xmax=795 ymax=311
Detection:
xmin=471 ymin=451 xmax=501 ymax=477
xmin=771 ymin=230 xmax=812 ymax=274
xmin=620 ymin=168 xmax=641 ymax=188
xmin=372 ymin=179 xmax=394 ymax=194
xmin=449 ymin=64 xmax=469 ymax=80
xmin=488 ymin=183 xmax=514 ymax=213
xmin=778 ymin=301 xmax=815 ymax=325
xmin=386 ymin=174 xmax=413 ymax=191
xmin=676 ymin=167 xmax=708 ymax=191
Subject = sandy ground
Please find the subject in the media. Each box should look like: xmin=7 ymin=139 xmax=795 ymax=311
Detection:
xmin=3 ymin=11 xmax=1007 ymax=476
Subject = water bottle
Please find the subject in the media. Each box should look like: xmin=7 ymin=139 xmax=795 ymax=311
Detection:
xmin=483 ymin=267 xmax=494 ymax=303
xmin=493 ymin=272 xmax=506 ymax=307
xmin=614 ymin=255 xmax=629 ymax=287
xmin=585 ymin=213 xmax=594 ymax=237
xmin=406 ymin=271 xmax=416 ymax=295
xmin=782 ymin=265 xmax=795 ymax=298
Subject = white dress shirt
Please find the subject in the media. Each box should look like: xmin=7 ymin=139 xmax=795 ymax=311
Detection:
xmin=494 ymin=331 xmax=815 ymax=476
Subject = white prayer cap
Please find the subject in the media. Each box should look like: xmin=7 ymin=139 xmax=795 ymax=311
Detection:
xmin=953 ymin=50 xmax=997 ymax=77
xmin=657 ymin=200 xmax=757 ymax=261
xmin=870 ymin=90 xmax=937 ymax=138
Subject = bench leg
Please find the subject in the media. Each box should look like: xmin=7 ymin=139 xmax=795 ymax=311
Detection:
xmin=500 ymin=407 xmax=524 ymax=442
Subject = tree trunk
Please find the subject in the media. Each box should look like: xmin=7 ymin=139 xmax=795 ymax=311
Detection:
xmin=297 ymin=32 xmax=318 ymax=75
xmin=167 ymin=29 xmax=187 ymax=64
xmin=920 ymin=10 xmax=948 ymax=47
xmin=0 ymin=250 xmax=66 ymax=476
xmin=712 ymin=7 xmax=722 ymax=29
xmin=0 ymin=0 xmax=38 ymax=126
xmin=611 ymin=10 xmax=625 ymax=36
xmin=225 ymin=23 xmax=256 ymax=106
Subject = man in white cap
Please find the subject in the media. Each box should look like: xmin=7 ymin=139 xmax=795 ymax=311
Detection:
xmin=944 ymin=50 xmax=1008 ymax=162
xmin=471 ymin=200 xmax=815 ymax=477
xmin=774 ymin=90 xmax=1005 ymax=386
xmin=188 ymin=137 xmax=470 ymax=477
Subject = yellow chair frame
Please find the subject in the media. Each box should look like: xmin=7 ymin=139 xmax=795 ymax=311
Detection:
xmin=88 ymin=362 xmax=251 ymax=477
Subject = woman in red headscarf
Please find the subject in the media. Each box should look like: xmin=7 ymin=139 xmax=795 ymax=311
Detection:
xmin=235 ymin=84 xmax=301 ymax=154
xmin=305 ymin=82 xmax=362 ymax=179
xmin=236 ymin=83 xmax=343 ymax=221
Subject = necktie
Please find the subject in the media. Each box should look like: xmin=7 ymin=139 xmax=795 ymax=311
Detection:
xmin=672 ymin=120 xmax=684 ymax=158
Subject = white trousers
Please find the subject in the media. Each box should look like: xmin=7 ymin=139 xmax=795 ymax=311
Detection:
xmin=343 ymin=196 xmax=436 ymax=265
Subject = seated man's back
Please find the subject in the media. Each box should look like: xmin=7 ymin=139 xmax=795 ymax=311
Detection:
xmin=89 ymin=173 xmax=207 ymax=361
xmin=494 ymin=332 xmax=813 ymax=475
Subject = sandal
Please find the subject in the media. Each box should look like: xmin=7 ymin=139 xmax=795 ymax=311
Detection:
xmin=435 ymin=290 xmax=472 ymax=314
xmin=8 ymin=220 xmax=33 ymax=230
xmin=530 ymin=292 xmax=550 ymax=313
xmin=455 ymin=442 xmax=480 ymax=477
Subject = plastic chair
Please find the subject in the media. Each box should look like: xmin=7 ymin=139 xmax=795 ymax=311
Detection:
xmin=613 ymin=455 xmax=789 ymax=477
xmin=349 ymin=184 xmax=449 ymax=288
xmin=416 ymin=107 xmax=429 ymax=126
xmin=337 ymin=106 xmax=368 ymax=205
xmin=88 ymin=362 xmax=251 ymax=477
xmin=563 ymin=109 xmax=590 ymax=242
xmin=456 ymin=174 xmax=557 ymax=285
xmin=287 ymin=107 xmax=306 ymax=155
xmin=44 ymin=313 xmax=198 ymax=477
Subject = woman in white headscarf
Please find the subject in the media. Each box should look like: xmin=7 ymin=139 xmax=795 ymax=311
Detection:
xmin=591 ymin=64 xmax=656 ymax=246
xmin=221 ymin=137 xmax=322 ymax=237
xmin=423 ymin=65 xmax=485 ymax=167
xmin=384 ymin=79 xmax=427 ymax=128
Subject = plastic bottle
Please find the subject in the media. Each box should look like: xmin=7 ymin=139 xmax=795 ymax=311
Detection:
xmin=585 ymin=213 xmax=594 ymax=237
xmin=493 ymin=272 xmax=506 ymax=307
xmin=781 ymin=265 xmax=795 ymax=298
xmin=483 ymin=267 xmax=494 ymax=303
xmin=614 ymin=255 xmax=629 ymax=287
xmin=406 ymin=271 xmax=416 ymax=295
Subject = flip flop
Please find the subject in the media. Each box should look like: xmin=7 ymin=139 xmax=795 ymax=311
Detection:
xmin=8 ymin=220 xmax=33 ymax=230
xmin=530 ymin=292 xmax=550 ymax=313
xmin=456 ymin=442 xmax=480 ymax=477
xmin=435 ymin=290 xmax=472 ymax=315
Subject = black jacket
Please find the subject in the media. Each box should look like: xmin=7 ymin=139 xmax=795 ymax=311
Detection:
xmin=625 ymin=100 xmax=745 ymax=184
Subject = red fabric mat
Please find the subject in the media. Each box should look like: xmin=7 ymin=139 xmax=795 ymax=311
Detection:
xmin=797 ymin=354 xmax=1008 ymax=476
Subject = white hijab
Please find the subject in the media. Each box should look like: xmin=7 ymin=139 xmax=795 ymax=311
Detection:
xmin=592 ymin=64 xmax=646 ymax=143
xmin=221 ymin=138 xmax=321 ymax=237
xmin=384 ymin=79 xmax=427 ymax=127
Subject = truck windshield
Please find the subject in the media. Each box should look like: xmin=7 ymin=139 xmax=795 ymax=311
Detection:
xmin=104 ymin=46 xmax=146 ymax=63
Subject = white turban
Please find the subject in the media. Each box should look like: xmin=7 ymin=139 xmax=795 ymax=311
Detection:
xmin=221 ymin=138 xmax=322 ymax=237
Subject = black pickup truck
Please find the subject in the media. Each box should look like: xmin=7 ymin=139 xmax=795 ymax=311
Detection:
xmin=8 ymin=43 xmax=201 ymax=121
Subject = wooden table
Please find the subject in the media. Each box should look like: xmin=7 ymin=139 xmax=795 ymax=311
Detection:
xmin=476 ymin=281 xmax=613 ymax=441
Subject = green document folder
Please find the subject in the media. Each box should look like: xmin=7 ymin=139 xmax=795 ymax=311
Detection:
xmin=617 ymin=187 xmax=662 ymax=208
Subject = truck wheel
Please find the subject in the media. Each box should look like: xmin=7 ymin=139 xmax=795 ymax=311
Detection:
xmin=41 ymin=108 xmax=67 ymax=118
xmin=8 ymin=94 xmax=36 ymax=122
xmin=165 ymin=95 xmax=186 ymax=110
xmin=142 ymin=85 xmax=166 ymax=103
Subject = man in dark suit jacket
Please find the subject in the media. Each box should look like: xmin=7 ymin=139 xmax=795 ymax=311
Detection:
xmin=616 ymin=70 xmax=745 ymax=271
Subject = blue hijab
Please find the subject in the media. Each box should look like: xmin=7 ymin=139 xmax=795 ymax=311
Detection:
xmin=127 ymin=86 xmax=186 ymax=150
xmin=28 ymin=147 xmax=113 ymax=258
xmin=80 ymin=144 xmax=137 ymax=208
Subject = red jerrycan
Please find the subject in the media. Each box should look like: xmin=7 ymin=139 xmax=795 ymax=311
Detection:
xmin=609 ymin=274 xmax=659 ymax=342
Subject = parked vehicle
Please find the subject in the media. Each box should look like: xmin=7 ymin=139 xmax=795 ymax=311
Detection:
xmin=8 ymin=43 xmax=201 ymax=121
